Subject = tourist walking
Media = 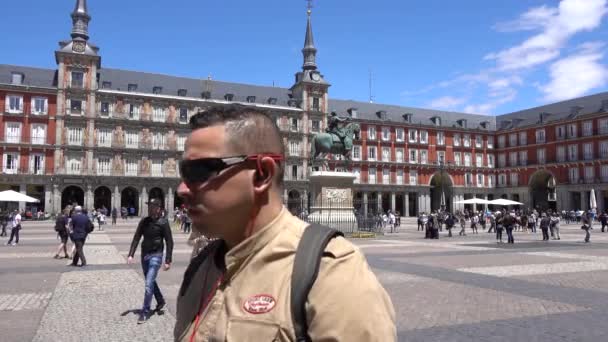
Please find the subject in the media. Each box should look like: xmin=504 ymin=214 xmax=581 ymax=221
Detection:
xmin=445 ymin=214 xmax=455 ymax=237
xmin=504 ymin=212 xmax=516 ymax=244
xmin=127 ymin=198 xmax=173 ymax=324
xmin=540 ymin=213 xmax=551 ymax=241
xmin=54 ymin=209 xmax=71 ymax=259
xmin=459 ymin=214 xmax=467 ymax=236
xmin=495 ymin=212 xmax=504 ymax=243
xmin=0 ymin=211 xmax=7 ymax=237
xmin=69 ymin=206 xmax=92 ymax=266
xmin=551 ymin=212 xmax=561 ymax=240
xmin=471 ymin=214 xmax=479 ymax=234
xmin=600 ymin=210 xmax=608 ymax=232
xmin=417 ymin=213 xmax=424 ymax=231
xmin=6 ymin=210 xmax=21 ymax=246
xmin=581 ymin=212 xmax=592 ymax=243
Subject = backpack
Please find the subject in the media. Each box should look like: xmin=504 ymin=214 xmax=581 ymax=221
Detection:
xmin=178 ymin=223 xmax=342 ymax=342
xmin=85 ymin=219 xmax=94 ymax=234
xmin=54 ymin=215 xmax=66 ymax=232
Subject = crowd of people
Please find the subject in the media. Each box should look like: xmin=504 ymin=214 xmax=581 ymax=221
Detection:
xmin=417 ymin=207 xmax=601 ymax=243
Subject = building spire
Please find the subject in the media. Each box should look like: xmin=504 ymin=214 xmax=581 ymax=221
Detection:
xmin=302 ymin=1 xmax=317 ymax=71
xmin=71 ymin=0 xmax=91 ymax=41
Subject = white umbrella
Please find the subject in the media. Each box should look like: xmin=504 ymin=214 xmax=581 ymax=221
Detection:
xmin=590 ymin=189 xmax=597 ymax=209
xmin=0 ymin=190 xmax=40 ymax=203
xmin=440 ymin=191 xmax=446 ymax=207
xmin=456 ymin=198 xmax=490 ymax=204
xmin=488 ymin=198 xmax=523 ymax=206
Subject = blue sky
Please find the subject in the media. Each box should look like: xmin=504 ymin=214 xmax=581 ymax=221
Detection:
xmin=2 ymin=0 xmax=608 ymax=115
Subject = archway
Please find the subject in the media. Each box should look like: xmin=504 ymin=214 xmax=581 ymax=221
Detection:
xmin=381 ymin=193 xmax=390 ymax=213
xmin=94 ymin=186 xmax=112 ymax=212
xmin=149 ymin=187 xmax=165 ymax=207
xmin=174 ymin=191 xmax=184 ymax=211
xmin=529 ymin=170 xmax=557 ymax=211
xmin=287 ymin=190 xmax=302 ymax=215
xmin=61 ymin=186 xmax=84 ymax=211
xmin=121 ymin=187 xmax=139 ymax=216
xmin=429 ymin=172 xmax=453 ymax=212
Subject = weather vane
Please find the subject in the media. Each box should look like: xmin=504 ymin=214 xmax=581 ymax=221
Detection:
xmin=306 ymin=0 xmax=313 ymax=14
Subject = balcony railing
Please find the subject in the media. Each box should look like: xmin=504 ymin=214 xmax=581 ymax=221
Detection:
xmin=1 ymin=134 xmax=48 ymax=145
xmin=279 ymin=123 xmax=305 ymax=133
xmin=1 ymin=167 xmax=52 ymax=176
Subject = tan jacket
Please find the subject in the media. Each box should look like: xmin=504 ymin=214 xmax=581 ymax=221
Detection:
xmin=175 ymin=208 xmax=396 ymax=341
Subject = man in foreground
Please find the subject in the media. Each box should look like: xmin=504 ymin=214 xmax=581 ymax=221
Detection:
xmin=174 ymin=105 xmax=395 ymax=341
xmin=69 ymin=206 xmax=91 ymax=266
xmin=127 ymin=198 xmax=173 ymax=324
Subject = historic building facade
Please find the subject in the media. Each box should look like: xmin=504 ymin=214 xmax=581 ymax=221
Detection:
xmin=1 ymin=0 xmax=607 ymax=216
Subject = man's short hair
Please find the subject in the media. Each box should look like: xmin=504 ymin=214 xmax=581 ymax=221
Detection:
xmin=189 ymin=104 xmax=285 ymax=187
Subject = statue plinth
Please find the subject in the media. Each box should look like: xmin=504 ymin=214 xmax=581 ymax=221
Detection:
xmin=307 ymin=171 xmax=358 ymax=233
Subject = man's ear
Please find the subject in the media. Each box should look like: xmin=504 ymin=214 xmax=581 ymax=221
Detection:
xmin=252 ymin=156 xmax=276 ymax=194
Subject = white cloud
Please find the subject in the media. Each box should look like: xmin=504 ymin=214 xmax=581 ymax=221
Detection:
xmin=541 ymin=43 xmax=608 ymax=102
xmin=427 ymin=96 xmax=466 ymax=110
xmin=493 ymin=5 xmax=558 ymax=32
xmin=463 ymin=89 xmax=517 ymax=115
xmin=485 ymin=0 xmax=608 ymax=71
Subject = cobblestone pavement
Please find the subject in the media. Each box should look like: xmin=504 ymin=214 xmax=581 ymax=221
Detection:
xmin=2 ymin=218 xmax=608 ymax=341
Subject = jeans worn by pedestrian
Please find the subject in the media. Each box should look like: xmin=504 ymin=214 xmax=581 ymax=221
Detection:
xmin=141 ymin=253 xmax=165 ymax=314
xmin=8 ymin=226 xmax=20 ymax=244
xmin=505 ymin=226 xmax=514 ymax=244
xmin=583 ymin=227 xmax=591 ymax=243
xmin=541 ymin=228 xmax=549 ymax=241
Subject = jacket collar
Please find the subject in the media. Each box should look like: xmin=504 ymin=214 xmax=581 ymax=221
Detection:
xmin=224 ymin=207 xmax=290 ymax=276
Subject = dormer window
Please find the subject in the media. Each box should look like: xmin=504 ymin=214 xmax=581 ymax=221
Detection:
xmin=457 ymin=119 xmax=467 ymax=128
xmin=246 ymin=96 xmax=256 ymax=103
xmin=153 ymin=86 xmax=163 ymax=95
xmin=376 ymin=110 xmax=387 ymax=120
xmin=431 ymin=117 xmax=441 ymax=126
xmin=267 ymin=97 xmax=277 ymax=105
xmin=224 ymin=93 xmax=234 ymax=101
xmin=288 ymin=99 xmax=298 ymax=107
xmin=101 ymin=81 xmax=112 ymax=89
xmin=539 ymin=112 xmax=551 ymax=124
xmin=11 ymin=73 xmax=23 ymax=85
xmin=601 ymin=100 xmax=608 ymax=113
xmin=480 ymin=121 xmax=489 ymax=130
xmin=178 ymin=89 xmax=187 ymax=97
xmin=570 ymin=106 xmax=583 ymax=119
xmin=128 ymin=84 xmax=138 ymax=92
xmin=347 ymin=108 xmax=358 ymax=118
xmin=403 ymin=113 xmax=412 ymax=123
xmin=201 ymin=91 xmax=211 ymax=99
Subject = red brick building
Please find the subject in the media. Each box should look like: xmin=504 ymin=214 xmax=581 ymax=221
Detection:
xmin=0 ymin=67 xmax=57 ymax=213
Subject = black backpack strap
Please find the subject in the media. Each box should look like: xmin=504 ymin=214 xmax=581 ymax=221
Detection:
xmin=291 ymin=224 xmax=343 ymax=342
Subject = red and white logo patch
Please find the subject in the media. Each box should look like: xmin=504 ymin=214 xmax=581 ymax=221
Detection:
xmin=243 ymin=294 xmax=276 ymax=314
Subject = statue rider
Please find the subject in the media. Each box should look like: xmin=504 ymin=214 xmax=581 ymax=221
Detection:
xmin=326 ymin=111 xmax=349 ymax=146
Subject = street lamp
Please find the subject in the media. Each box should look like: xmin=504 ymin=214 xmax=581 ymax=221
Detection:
xmin=439 ymin=160 xmax=446 ymax=212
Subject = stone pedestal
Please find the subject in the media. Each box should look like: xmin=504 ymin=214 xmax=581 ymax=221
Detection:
xmin=308 ymin=171 xmax=358 ymax=233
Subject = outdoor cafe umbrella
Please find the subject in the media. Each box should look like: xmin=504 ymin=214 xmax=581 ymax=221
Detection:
xmin=488 ymin=198 xmax=523 ymax=206
xmin=0 ymin=190 xmax=40 ymax=203
xmin=455 ymin=198 xmax=490 ymax=204
xmin=590 ymin=188 xmax=597 ymax=209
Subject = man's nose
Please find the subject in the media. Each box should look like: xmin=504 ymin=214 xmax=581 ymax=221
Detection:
xmin=176 ymin=181 xmax=190 ymax=200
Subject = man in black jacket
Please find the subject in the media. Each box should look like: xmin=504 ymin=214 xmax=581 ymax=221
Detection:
xmin=127 ymin=198 xmax=174 ymax=324
xmin=69 ymin=206 xmax=91 ymax=266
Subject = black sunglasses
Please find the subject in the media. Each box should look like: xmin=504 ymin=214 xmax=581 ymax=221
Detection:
xmin=179 ymin=154 xmax=283 ymax=184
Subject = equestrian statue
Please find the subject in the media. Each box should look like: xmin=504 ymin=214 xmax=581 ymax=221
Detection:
xmin=310 ymin=112 xmax=360 ymax=170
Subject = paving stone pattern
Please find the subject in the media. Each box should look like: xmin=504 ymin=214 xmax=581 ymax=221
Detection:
xmin=2 ymin=218 xmax=608 ymax=341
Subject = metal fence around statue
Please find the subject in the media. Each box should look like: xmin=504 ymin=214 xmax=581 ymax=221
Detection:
xmin=284 ymin=198 xmax=389 ymax=234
